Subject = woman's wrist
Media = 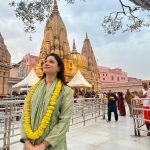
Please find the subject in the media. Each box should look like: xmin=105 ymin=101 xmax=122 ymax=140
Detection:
xmin=24 ymin=139 xmax=30 ymax=144
xmin=42 ymin=140 xmax=49 ymax=148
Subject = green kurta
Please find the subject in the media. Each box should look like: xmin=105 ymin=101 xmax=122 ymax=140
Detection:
xmin=20 ymin=78 xmax=73 ymax=150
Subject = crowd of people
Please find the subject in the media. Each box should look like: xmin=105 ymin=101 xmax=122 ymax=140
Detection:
xmin=73 ymin=90 xmax=98 ymax=98
xmin=98 ymin=83 xmax=150 ymax=136
xmin=72 ymin=82 xmax=150 ymax=136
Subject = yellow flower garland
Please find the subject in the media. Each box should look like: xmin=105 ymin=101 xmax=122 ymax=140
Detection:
xmin=24 ymin=80 xmax=62 ymax=140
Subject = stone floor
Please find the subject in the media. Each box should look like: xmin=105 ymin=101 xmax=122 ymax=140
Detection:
xmin=10 ymin=113 xmax=150 ymax=150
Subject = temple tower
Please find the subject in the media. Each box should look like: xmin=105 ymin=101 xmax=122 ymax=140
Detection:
xmin=0 ymin=33 xmax=11 ymax=96
xmin=36 ymin=0 xmax=71 ymax=77
xmin=81 ymin=33 xmax=101 ymax=90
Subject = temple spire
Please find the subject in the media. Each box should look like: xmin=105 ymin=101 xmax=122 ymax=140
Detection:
xmin=72 ymin=39 xmax=77 ymax=53
xmin=86 ymin=32 xmax=88 ymax=39
xmin=52 ymin=0 xmax=59 ymax=14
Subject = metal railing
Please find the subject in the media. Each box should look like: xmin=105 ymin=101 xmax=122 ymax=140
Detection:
xmin=71 ymin=98 xmax=107 ymax=126
xmin=0 ymin=100 xmax=24 ymax=150
xmin=131 ymin=98 xmax=150 ymax=136
xmin=0 ymin=98 xmax=107 ymax=149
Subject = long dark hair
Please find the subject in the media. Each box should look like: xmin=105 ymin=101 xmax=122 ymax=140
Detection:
xmin=41 ymin=53 xmax=66 ymax=84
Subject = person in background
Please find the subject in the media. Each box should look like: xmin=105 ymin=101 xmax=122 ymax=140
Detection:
xmin=132 ymin=91 xmax=139 ymax=99
xmin=125 ymin=89 xmax=133 ymax=116
xmin=117 ymin=92 xmax=126 ymax=116
xmin=107 ymin=89 xmax=118 ymax=122
xmin=142 ymin=83 xmax=150 ymax=136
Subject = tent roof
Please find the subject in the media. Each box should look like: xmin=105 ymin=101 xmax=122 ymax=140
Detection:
xmin=12 ymin=68 xmax=40 ymax=88
xmin=19 ymin=87 xmax=30 ymax=91
xmin=67 ymin=69 xmax=92 ymax=88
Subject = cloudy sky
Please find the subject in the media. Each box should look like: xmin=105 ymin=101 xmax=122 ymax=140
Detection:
xmin=0 ymin=0 xmax=150 ymax=80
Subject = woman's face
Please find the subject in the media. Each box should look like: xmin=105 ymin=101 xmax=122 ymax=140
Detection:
xmin=43 ymin=56 xmax=60 ymax=75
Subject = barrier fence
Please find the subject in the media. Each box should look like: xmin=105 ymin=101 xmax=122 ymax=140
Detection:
xmin=131 ymin=98 xmax=150 ymax=136
xmin=1 ymin=97 xmax=150 ymax=149
xmin=0 ymin=97 xmax=107 ymax=150
xmin=0 ymin=100 xmax=24 ymax=150
xmin=71 ymin=98 xmax=107 ymax=126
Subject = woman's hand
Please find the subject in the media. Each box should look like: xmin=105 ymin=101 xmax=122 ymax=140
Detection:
xmin=34 ymin=143 xmax=47 ymax=150
xmin=24 ymin=140 xmax=35 ymax=150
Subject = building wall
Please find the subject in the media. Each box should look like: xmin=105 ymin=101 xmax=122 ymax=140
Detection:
xmin=24 ymin=53 xmax=38 ymax=72
xmin=101 ymin=82 xmax=143 ymax=93
xmin=99 ymin=66 xmax=142 ymax=93
xmin=10 ymin=66 xmax=19 ymax=78
xmin=8 ymin=53 xmax=38 ymax=94
xmin=99 ymin=66 xmax=128 ymax=83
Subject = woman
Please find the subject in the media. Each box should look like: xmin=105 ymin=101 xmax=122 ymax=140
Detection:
xmin=117 ymin=92 xmax=126 ymax=116
xmin=125 ymin=89 xmax=133 ymax=116
xmin=20 ymin=53 xmax=73 ymax=150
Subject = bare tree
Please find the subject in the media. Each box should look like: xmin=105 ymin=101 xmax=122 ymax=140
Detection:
xmin=9 ymin=0 xmax=150 ymax=35
xmin=102 ymin=0 xmax=150 ymax=34
xmin=9 ymin=0 xmax=85 ymax=35
xmin=129 ymin=0 xmax=150 ymax=10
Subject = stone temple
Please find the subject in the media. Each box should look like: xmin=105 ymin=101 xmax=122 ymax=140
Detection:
xmin=36 ymin=0 xmax=101 ymax=91
xmin=0 ymin=33 xmax=11 ymax=97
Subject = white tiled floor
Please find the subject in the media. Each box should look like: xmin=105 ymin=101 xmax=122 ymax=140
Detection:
xmin=9 ymin=114 xmax=150 ymax=150
xmin=67 ymin=116 xmax=150 ymax=150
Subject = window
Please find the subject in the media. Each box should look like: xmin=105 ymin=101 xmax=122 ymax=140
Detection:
xmin=111 ymin=76 xmax=114 ymax=80
xmin=103 ymin=78 xmax=105 ymax=80
xmin=117 ymin=77 xmax=119 ymax=81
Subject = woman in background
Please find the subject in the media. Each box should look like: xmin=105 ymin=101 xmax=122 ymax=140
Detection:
xmin=125 ymin=89 xmax=133 ymax=116
xmin=117 ymin=92 xmax=126 ymax=116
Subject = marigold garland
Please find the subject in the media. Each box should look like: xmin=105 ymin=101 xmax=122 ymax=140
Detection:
xmin=24 ymin=80 xmax=62 ymax=140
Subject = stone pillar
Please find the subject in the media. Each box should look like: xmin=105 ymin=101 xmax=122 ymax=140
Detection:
xmin=4 ymin=71 xmax=9 ymax=95
xmin=0 ymin=69 xmax=10 ymax=96
xmin=0 ymin=71 xmax=4 ymax=96
xmin=3 ymin=71 xmax=6 ymax=95
xmin=0 ymin=71 xmax=3 ymax=96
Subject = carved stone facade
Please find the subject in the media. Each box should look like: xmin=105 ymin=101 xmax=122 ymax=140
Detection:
xmin=36 ymin=0 xmax=101 ymax=91
xmin=0 ymin=33 xmax=11 ymax=96
xmin=81 ymin=33 xmax=101 ymax=90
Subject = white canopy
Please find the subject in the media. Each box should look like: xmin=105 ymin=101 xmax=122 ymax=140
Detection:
xmin=19 ymin=87 xmax=30 ymax=91
xmin=67 ymin=69 xmax=92 ymax=88
xmin=12 ymin=68 xmax=40 ymax=88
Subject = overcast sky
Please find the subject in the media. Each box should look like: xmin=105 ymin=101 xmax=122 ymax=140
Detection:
xmin=0 ymin=0 xmax=150 ymax=80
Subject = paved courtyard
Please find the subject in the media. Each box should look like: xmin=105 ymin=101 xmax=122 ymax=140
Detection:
xmin=10 ymin=113 xmax=150 ymax=150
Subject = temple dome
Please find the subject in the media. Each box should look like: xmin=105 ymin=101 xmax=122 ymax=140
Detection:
xmin=70 ymin=39 xmax=88 ymax=70
xmin=71 ymin=52 xmax=87 ymax=69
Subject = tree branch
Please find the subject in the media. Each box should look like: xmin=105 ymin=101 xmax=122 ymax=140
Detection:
xmin=102 ymin=0 xmax=150 ymax=34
